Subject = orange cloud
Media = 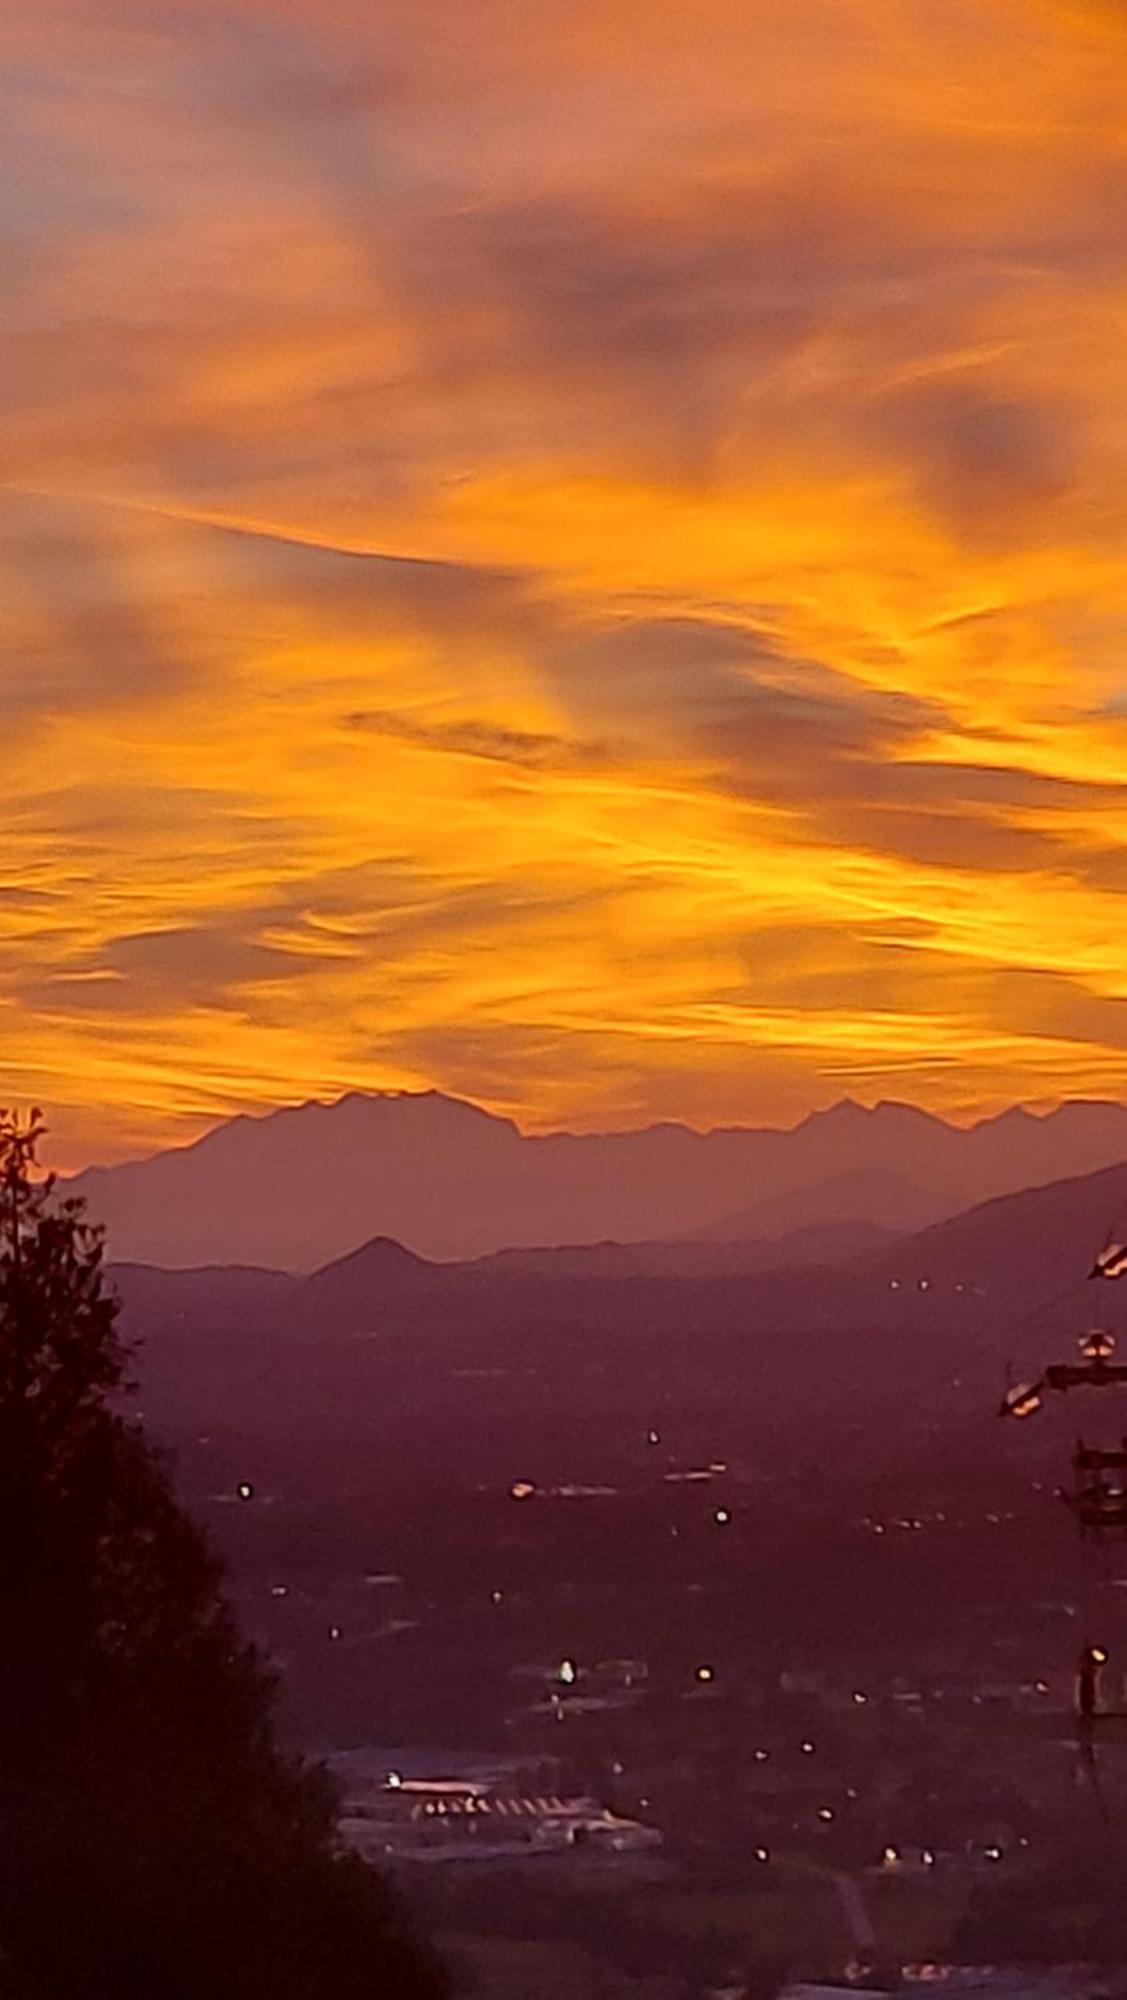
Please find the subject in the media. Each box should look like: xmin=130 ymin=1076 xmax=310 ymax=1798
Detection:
xmin=3 ymin=0 xmax=1127 ymax=1164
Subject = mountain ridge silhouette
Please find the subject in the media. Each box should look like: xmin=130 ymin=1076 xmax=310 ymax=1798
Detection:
xmin=70 ymin=1087 xmax=1127 ymax=1270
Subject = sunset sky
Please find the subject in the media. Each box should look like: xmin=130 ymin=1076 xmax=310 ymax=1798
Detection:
xmin=6 ymin=0 xmax=1127 ymax=1165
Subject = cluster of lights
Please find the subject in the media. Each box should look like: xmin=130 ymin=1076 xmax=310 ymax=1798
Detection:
xmin=302 ymin=1387 xmax=1051 ymax=1849
xmin=864 ymin=1507 xmax=950 ymax=1534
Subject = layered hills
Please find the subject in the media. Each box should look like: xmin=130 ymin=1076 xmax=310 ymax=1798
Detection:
xmin=111 ymin=1150 xmax=1127 ymax=1446
xmin=71 ymin=1088 xmax=1127 ymax=1270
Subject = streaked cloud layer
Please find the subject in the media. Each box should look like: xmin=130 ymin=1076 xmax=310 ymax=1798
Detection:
xmin=5 ymin=0 xmax=1127 ymax=1162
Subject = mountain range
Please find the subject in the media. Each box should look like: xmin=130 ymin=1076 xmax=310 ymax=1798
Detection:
xmin=112 ymin=1146 xmax=1127 ymax=1452
xmin=69 ymin=1088 xmax=1127 ymax=1271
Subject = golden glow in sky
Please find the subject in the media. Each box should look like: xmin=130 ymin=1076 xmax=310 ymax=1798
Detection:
xmin=5 ymin=0 xmax=1127 ymax=1163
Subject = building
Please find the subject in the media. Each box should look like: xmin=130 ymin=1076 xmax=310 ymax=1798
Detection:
xmin=337 ymin=1776 xmax=663 ymax=1862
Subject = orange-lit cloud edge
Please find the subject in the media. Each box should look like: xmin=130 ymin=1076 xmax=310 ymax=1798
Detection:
xmin=4 ymin=0 xmax=1127 ymax=1168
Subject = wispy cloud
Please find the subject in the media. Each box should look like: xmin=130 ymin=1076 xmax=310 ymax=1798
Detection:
xmin=3 ymin=0 xmax=1127 ymax=1162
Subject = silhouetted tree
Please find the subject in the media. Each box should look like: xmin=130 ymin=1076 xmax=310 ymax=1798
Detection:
xmin=0 ymin=1111 xmax=447 ymax=2000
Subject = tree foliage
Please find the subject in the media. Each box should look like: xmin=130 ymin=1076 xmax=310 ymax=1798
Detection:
xmin=0 ymin=1111 xmax=447 ymax=2000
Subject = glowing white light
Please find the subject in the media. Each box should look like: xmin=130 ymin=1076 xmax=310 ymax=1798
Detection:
xmin=695 ymin=1664 xmax=715 ymax=1683
xmin=558 ymin=1658 xmax=577 ymax=1685
xmin=883 ymin=1846 xmax=900 ymax=1865
xmin=817 ymin=1807 xmax=834 ymax=1822
xmin=801 ymin=1740 xmax=816 ymax=1754
xmin=755 ymin=1846 xmax=770 ymax=1863
xmin=236 ymin=1481 xmax=254 ymax=1502
xmin=510 ymin=1481 xmax=535 ymax=1500
xmin=714 ymin=1509 xmax=731 ymax=1525
xmin=853 ymin=1691 xmax=868 ymax=1704
xmin=328 ymin=1624 xmax=342 ymax=1641
xmin=386 ymin=1771 xmax=403 ymax=1790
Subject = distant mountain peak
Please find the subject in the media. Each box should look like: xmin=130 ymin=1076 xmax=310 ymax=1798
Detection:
xmin=798 ymin=1096 xmax=866 ymax=1129
xmin=313 ymin=1085 xmax=491 ymax=1115
xmin=311 ymin=1088 xmax=519 ymax=1134
xmin=800 ymin=1096 xmax=949 ymax=1131
xmin=308 ymin=1234 xmax=436 ymax=1280
xmin=301 ymin=1235 xmax=444 ymax=1307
